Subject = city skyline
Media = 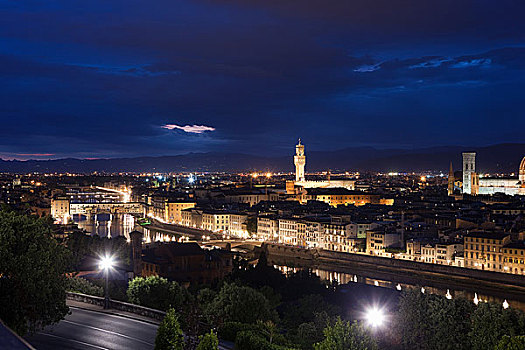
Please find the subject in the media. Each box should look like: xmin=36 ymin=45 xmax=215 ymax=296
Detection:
xmin=1 ymin=1 xmax=525 ymax=159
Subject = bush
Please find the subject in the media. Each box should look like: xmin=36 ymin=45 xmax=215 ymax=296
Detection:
xmin=495 ymin=335 xmax=525 ymax=350
xmin=314 ymin=318 xmax=377 ymax=350
xmin=155 ymin=308 xmax=185 ymax=350
xmin=205 ymin=282 xmax=277 ymax=326
xmin=235 ymin=331 xmax=296 ymax=350
xmin=127 ymin=276 xmax=186 ymax=311
xmin=66 ymin=276 xmax=103 ymax=296
xmin=196 ymin=330 xmax=219 ymax=350
xmin=218 ymin=322 xmax=256 ymax=342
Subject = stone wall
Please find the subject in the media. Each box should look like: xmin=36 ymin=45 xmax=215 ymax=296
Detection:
xmin=263 ymin=243 xmax=525 ymax=288
xmin=66 ymin=292 xmax=166 ymax=321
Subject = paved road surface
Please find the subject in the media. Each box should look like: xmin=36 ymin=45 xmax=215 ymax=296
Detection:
xmin=25 ymin=307 xmax=157 ymax=350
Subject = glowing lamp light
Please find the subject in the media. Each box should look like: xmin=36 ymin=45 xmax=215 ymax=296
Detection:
xmin=396 ymin=283 xmax=402 ymax=291
xmin=474 ymin=293 xmax=479 ymax=305
xmin=421 ymin=287 xmax=425 ymax=294
xmin=365 ymin=306 xmax=386 ymax=328
xmin=503 ymin=300 xmax=509 ymax=309
xmin=446 ymin=289 xmax=452 ymax=300
xmin=99 ymin=256 xmax=115 ymax=271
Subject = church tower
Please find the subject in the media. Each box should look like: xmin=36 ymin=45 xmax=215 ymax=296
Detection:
xmin=448 ymin=162 xmax=454 ymax=196
xmin=294 ymin=139 xmax=306 ymax=182
xmin=462 ymin=152 xmax=476 ymax=194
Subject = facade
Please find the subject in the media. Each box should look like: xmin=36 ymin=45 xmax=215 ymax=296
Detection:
xmin=202 ymin=211 xmax=230 ymax=233
xmin=464 ymin=232 xmax=511 ymax=272
xmin=165 ymin=201 xmax=196 ymax=224
xmin=223 ymin=191 xmax=279 ymax=207
xmin=51 ymin=196 xmax=70 ymax=223
xmin=502 ymin=242 xmax=525 ymax=275
xmin=278 ymin=218 xmax=298 ymax=245
xmin=366 ymin=229 xmax=402 ymax=255
xmin=462 ymin=152 xmax=476 ymax=194
xmin=460 ymin=153 xmax=525 ymax=196
xmin=229 ymin=213 xmax=248 ymax=238
xmin=304 ymin=188 xmax=380 ymax=207
xmin=257 ymin=216 xmax=279 ymax=242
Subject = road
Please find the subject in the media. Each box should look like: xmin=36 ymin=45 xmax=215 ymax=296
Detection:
xmin=25 ymin=307 xmax=157 ymax=350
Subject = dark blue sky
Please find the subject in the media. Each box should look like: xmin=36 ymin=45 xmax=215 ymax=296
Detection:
xmin=1 ymin=0 xmax=525 ymax=159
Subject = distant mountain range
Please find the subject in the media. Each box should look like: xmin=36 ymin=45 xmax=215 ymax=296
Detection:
xmin=1 ymin=143 xmax=524 ymax=174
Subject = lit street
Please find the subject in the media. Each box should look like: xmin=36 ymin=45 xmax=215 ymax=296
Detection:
xmin=25 ymin=307 xmax=157 ymax=350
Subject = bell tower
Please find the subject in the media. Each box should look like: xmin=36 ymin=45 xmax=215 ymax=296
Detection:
xmin=294 ymin=139 xmax=306 ymax=182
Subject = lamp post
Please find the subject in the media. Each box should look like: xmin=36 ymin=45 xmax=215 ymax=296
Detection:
xmin=99 ymin=255 xmax=115 ymax=309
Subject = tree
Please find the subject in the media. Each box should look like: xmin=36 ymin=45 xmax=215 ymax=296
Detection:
xmin=469 ymin=303 xmax=525 ymax=350
xmin=395 ymin=288 xmax=432 ymax=350
xmin=196 ymin=330 xmax=219 ymax=350
xmin=205 ymin=282 xmax=277 ymax=326
xmin=66 ymin=276 xmax=104 ymax=296
xmin=0 ymin=209 xmax=71 ymax=335
xmin=127 ymin=276 xmax=186 ymax=311
xmin=246 ymin=216 xmax=258 ymax=237
xmin=155 ymin=308 xmax=185 ymax=350
xmin=314 ymin=318 xmax=377 ymax=350
xmin=495 ymin=335 xmax=525 ymax=350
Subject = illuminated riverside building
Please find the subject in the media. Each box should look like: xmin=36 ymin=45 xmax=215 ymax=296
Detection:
xmin=51 ymin=196 xmax=70 ymax=224
xmin=165 ymin=201 xmax=196 ymax=224
xmin=464 ymin=232 xmax=511 ymax=272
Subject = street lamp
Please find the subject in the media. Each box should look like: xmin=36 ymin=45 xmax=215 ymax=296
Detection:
xmin=364 ymin=306 xmax=386 ymax=328
xmin=99 ymin=255 xmax=115 ymax=309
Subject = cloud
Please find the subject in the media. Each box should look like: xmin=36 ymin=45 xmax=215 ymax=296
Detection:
xmin=451 ymin=58 xmax=491 ymax=68
xmin=162 ymin=124 xmax=216 ymax=134
xmin=16 ymin=153 xmax=55 ymax=156
xmin=354 ymin=64 xmax=381 ymax=73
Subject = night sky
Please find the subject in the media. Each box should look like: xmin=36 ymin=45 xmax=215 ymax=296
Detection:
xmin=2 ymin=0 xmax=525 ymax=160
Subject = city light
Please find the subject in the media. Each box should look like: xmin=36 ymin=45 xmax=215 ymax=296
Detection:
xmin=446 ymin=289 xmax=452 ymax=299
xmin=364 ymin=306 xmax=387 ymax=328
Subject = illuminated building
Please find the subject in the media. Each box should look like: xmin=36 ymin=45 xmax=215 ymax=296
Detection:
xmin=287 ymin=139 xmax=355 ymax=194
xmin=448 ymin=162 xmax=455 ymax=196
xmin=229 ymin=213 xmax=249 ymax=238
xmin=460 ymin=153 xmax=525 ymax=195
xmin=303 ymin=188 xmax=380 ymax=207
xmin=201 ymin=210 xmax=230 ymax=233
xmin=462 ymin=152 xmax=477 ymax=195
xmin=294 ymin=139 xmax=306 ymax=182
xmin=51 ymin=196 xmax=70 ymax=224
xmin=165 ymin=201 xmax=196 ymax=224
xmin=464 ymin=232 xmax=510 ymax=271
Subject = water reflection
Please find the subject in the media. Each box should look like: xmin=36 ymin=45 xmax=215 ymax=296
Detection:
xmin=274 ymin=265 xmax=525 ymax=311
xmin=73 ymin=213 xmax=135 ymax=240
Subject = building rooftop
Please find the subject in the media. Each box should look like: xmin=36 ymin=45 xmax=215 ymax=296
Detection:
xmin=466 ymin=231 xmax=510 ymax=240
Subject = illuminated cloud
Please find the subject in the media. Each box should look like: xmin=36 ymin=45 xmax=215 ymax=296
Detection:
xmin=162 ymin=124 xmax=216 ymax=134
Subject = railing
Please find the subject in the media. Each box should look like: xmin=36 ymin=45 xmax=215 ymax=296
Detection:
xmin=66 ymin=292 xmax=166 ymax=321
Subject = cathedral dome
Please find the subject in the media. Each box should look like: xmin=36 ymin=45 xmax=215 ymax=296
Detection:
xmin=520 ymin=156 xmax=525 ymax=183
